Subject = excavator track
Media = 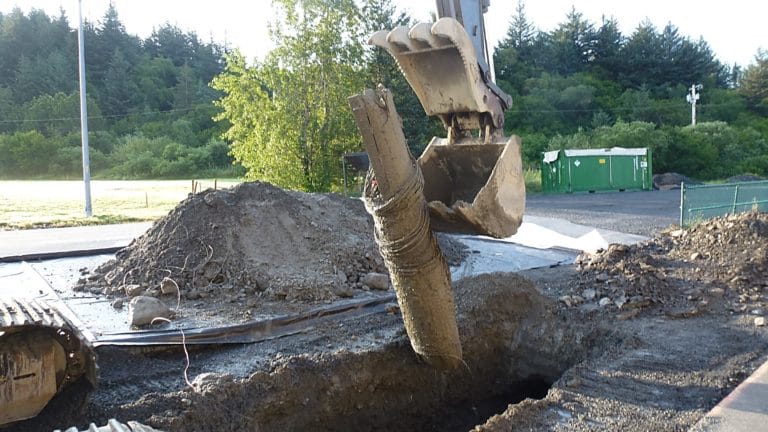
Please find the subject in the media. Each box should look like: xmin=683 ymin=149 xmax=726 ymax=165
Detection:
xmin=0 ymin=298 xmax=97 ymax=426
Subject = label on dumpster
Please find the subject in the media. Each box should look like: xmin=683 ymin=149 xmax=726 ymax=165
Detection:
xmin=599 ymin=159 xmax=606 ymax=164
xmin=574 ymin=160 xmax=581 ymax=167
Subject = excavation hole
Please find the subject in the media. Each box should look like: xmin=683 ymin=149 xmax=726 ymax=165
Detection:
xmin=429 ymin=375 xmax=554 ymax=432
xmin=153 ymin=274 xmax=600 ymax=432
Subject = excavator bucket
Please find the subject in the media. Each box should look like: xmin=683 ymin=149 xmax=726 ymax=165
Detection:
xmin=419 ymin=135 xmax=525 ymax=239
xmin=370 ymin=16 xmax=524 ymax=239
xmin=370 ymin=18 xmax=509 ymax=131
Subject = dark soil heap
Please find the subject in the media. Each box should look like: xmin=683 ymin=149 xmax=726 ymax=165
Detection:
xmin=78 ymin=182 xmax=466 ymax=304
xmin=569 ymin=211 xmax=768 ymax=318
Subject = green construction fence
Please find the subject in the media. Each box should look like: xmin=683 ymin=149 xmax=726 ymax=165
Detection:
xmin=680 ymin=180 xmax=768 ymax=227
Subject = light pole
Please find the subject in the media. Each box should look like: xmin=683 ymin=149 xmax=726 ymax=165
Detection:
xmin=686 ymin=84 xmax=702 ymax=126
xmin=77 ymin=0 xmax=93 ymax=217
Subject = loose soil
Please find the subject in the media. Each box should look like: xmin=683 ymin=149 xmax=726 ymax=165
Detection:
xmin=74 ymin=182 xmax=467 ymax=322
xmin=9 ymin=186 xmax=768 ymax=432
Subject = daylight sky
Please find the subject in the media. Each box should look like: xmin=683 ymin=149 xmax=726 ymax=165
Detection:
xmin=2 ymin=0 xmax=765 ymax=68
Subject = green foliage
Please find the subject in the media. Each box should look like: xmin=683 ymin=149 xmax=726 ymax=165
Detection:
xmin=493 ymin=2 xmax=766 ymax=182
xmin=1 ymin=2 xmax=766 ymax=187
xmin=739 ymin=50 xmax=768 ymax=114
xmin=0 ymin=6 xmax=235 ymax=180
xmin=19 ymin=92 xmax=104 ymax=136
xmin=529 ymin=120 xmax=768 ymax=180
xmin=362 ymin=0 xmax=440 ymax=155
xmin=106 ymin=135 xmax=235 ymax=179
xmin=213 ymin=0 xmax=365 ymax=192
xmin=0 ymin=131 xmax=58 ymax=176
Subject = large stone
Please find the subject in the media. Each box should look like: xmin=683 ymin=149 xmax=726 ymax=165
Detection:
xmin=129 ymin=296 xmax=172 ymax=326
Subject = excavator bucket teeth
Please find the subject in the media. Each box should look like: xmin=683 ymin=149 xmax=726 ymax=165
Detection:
xmin=370 ymin=17 xmax=504 ymax=128
xmin=418 ymin=135 xmax=525 ymax=238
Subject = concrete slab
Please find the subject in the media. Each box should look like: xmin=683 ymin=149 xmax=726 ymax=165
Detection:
xmin=0 ymin=222 xmax=153 ymax=262
xmin=691 ymin=356 xmax=768 ymax=431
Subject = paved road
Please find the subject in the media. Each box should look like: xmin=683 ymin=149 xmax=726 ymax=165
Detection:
xmin=0 ymin=222 xmax=152 ymax=261
xmin=526 ymin=189 xmax=680 ymax=236
xmin=0 ymin=190 xmax=678 ymax=261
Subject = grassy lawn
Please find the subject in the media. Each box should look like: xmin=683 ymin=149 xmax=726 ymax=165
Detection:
xmin=1 ymin=172 xmax=543 ymax=230
xmin=524 ymin=168 xmax=542 ymax=193
xmin=0 ymin=179 xmax=240 ymax=230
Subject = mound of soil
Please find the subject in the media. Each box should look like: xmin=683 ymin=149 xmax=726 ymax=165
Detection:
xmin=726 ymin=174 xmax=765 ymax=183
xmin=567 ymin=211 xmax=768 ymax=319
xmin=78 ymin=182 xmax=467 ymax=307
xmin=652 ymin=172 xmax=701 ymax=190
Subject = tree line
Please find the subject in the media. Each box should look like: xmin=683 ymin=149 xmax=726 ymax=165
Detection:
xmin=1 ymin=1 xmax=767 ymax=185
xmin=214 ymin=0 xmax=768 ymax=189
xmin=491 ymin=3 xmax=768 ymax=178
xmin=0 ymin=5 xmax=238 ymax=179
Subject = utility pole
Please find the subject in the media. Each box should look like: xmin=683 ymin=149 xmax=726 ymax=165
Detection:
xmin=77 ymin=0 xmax=92 ymax=217
xmin=686 ymin=84 xmax=702 ymax=126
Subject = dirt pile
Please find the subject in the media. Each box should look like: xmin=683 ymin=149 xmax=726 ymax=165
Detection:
xmin=77 ymin=182 xmax=466 ymax=308
xmin=652 ymin=172 xmax=701 ymax=190
xmin=567 ymin=211 xmax=768 ymax=319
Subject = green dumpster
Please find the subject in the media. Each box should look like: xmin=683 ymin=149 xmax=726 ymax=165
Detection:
xmin=541 ymin=147 xmax=652 ymax=193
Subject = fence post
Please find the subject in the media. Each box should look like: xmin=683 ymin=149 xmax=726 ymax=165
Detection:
xmin=732 ymin=184 xmax=740 ymax=214
xmin=679 ymin=182 xmax=685 ymax=227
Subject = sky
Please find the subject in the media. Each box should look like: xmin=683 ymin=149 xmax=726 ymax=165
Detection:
xmin=1 ymin=0 xmax=765 ymax=68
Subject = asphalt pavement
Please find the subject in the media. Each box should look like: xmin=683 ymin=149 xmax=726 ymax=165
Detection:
xmin=526 ymin=189 xmax=680 ymax=236
xmin=0 ymin=222 xmax=153 ymax=262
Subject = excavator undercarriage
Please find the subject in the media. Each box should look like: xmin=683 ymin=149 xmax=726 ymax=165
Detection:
xmin=0 ymin=298 xmax=97 ymax=426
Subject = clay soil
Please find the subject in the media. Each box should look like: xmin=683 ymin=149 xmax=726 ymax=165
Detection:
xmin=10 ymin=185 xmax=768 ymax=432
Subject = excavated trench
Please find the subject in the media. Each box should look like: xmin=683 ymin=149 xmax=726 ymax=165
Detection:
xmin=143 ymin=273 xmax=603 ymax=432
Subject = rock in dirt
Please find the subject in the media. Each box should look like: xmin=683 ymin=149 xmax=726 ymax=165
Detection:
xmin=123 ymin=284 xmax=144 ymax=298
xmin=756 ymin=317 xmax=766 ymax=327
xmin=191 ymin=372 xmax=234 ymax=395
xmin=331 ymin=285 xmax=354 ymax=298
xmin=362 ymin=272 xmax=390 ymax=291
xmin=129 ymin=296 xmax=172 ymax=326
xmin=160 ymin=277 xmax=179 ymax=295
